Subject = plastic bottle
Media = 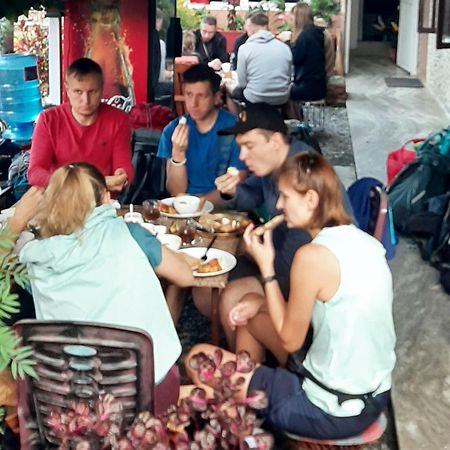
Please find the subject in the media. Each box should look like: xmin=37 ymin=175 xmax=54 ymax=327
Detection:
xmin=0 ymin=53 xmax=42 ymax=145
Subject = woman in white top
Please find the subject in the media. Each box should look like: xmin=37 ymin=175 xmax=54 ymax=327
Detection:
xmin=186 ymin=152 xmax=396 ymax=439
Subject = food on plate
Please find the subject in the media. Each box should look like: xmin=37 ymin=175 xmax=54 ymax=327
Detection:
xmin=159 ymin=202 xmax=177 ymax=215
xmin=182 ymin=253 xmax=202 ymax=270
xmin=199 ymin=213 xmax=251 ymax=234
xmin=254 ymin=214 xmax=285 ymax=237
xmin=227 ymin=166 xmax=239 ymax=176
xmin=197 ymin=258 xmax=222 ymax=273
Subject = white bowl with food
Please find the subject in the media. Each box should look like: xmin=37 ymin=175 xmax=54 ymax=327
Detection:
xmin=157 ymin=233 xmax=182 ymax=251
xmin=173 ymin=195 xmax=201 ymax=215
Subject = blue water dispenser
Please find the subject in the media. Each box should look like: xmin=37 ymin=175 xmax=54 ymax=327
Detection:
xmin=0 ymin=53 xmax=43 ymax=145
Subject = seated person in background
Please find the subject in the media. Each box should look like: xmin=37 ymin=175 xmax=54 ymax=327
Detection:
xmin=157 ymin=64 xmax=246 ymax=205
xmin=28 ymin=58 xmax=133 ymax=192
xmin=233 ymin=13 xmax=292 ymax=107
xmin=211 ymin=103 xmax=353 ymax=349
xmin=187 ymin=151 xmax=395 ymax=440
xmin=290 ymin=3 xmax=327 ymax=102
xmin=8 ymin=163 xmax=194 ymax=413
xmin=231 ymin=19 xmax=250 ymax=70
xmin=182 ymin=30 xmax=200 ymax=59
xmin=194 ymin=16 xmax=228 ymax=71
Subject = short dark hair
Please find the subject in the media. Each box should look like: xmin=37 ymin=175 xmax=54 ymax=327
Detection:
xmin=66 ymin=58 xmax=103 ymax=81
xmin=202 ymin=16 xmax=217 ymax=27
xmin=182 ymin=64 xmax=221 ymax=94
xmin=249 ymin=13 xmax=269 ymax=27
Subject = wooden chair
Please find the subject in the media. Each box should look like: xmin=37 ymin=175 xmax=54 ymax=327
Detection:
xmin=13 ymin=320 xmax=157 ymax=450
xmin=173 ymin=57 xmax=199 ymax=117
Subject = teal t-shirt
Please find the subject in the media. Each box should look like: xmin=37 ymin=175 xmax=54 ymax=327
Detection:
xmin=127 ymin=223 xmax=162 ymax=268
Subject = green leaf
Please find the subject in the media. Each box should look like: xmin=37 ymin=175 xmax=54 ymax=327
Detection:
xmin=11 ymin=359 xmax=18 ymax=379
xmin=21 ymin=364 xmax=38 ymax=379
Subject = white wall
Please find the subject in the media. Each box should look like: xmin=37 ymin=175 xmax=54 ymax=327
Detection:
xmin=426 ymin=34 xmax=450 ymax=116
xmin=349 ymin=0 xmax=360 ymax=49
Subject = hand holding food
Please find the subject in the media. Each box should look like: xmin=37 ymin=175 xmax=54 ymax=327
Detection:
xmin=243 ymin=223 xmax=276 ymax=275
xmin=171 ymin=118 xmax=189 ymax=159
xmin=215 ymin=169 xmax=240 ymax=197
xmin=253 ymin=214 xmax=285 ymax=237
xmin=106 ymin=168 xmax=128 ymax=192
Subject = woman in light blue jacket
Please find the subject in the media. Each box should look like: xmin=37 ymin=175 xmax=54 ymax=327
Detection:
xmin=8 ymin=163 xmax=194 ymax=413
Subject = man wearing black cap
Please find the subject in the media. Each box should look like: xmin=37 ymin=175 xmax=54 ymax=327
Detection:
xmin=212 ymin=103 xmax=313 ymax=350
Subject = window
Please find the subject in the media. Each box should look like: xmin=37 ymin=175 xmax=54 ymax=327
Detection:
xmin=437 ymin=0 xmax=450 ymax=48
xmin=418 ymin=0 xmax=436 ymax=33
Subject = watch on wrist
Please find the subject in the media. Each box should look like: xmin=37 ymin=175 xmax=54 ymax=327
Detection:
xmin=260 ymin=274 xmax=277 ymax=286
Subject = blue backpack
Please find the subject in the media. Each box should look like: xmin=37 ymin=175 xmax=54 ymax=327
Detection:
xmin=347 ymin=177 xmax=397 ymax=260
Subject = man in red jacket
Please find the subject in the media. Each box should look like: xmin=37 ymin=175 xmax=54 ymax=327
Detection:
xmin=28 ymin=58 xmax=133 ymax=191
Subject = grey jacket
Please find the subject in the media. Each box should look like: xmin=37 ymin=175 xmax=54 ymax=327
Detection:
xmin=236 ymin=30 xmax=292 ymax=105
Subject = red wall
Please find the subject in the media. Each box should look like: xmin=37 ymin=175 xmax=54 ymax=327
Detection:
xmin=63 ymin=0 xmax=149 ymax=105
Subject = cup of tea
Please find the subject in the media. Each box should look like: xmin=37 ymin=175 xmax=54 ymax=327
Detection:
xmin=143 ymin=199 xmax=160 ymax=222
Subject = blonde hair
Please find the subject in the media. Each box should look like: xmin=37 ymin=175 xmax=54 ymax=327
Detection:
xmin=291 ymin=2 xmax=314 ymax=44
xmin=34 ymin=163 xmax=107 ymax=238
xmin=279 ymin=152 xmax=351 ymax=229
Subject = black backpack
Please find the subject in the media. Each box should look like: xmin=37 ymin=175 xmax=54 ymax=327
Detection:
xmin=388 ymin=148 xmax=450 ymax=234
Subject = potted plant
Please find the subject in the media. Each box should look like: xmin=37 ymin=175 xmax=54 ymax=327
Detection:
xmin=0 ymin=227 xmax=37 ymax=441
xmin=48 ymin=349 xmax=274 ymax=449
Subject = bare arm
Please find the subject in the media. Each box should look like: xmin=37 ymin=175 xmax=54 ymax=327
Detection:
xmin=165 ymin=122 xmax=189 ymax=196
xmin=154 ymin=245 xmax=194 ymax=287
xmin=7 ymin=187 xmax=43 ymax=234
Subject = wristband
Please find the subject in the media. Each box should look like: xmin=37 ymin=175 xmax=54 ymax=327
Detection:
xmin=261 ymin=274 xmax=277 ymax=286
xmin=170 ymin=157 xmax=187 ymax=166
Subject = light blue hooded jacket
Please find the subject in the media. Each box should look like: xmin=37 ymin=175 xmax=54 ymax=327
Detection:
xmin=19 ymin=204 xmax=181 ymax=383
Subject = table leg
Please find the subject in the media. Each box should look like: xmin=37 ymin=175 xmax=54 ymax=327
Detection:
xmin=211 ymin=287 xmax=220 ymax=346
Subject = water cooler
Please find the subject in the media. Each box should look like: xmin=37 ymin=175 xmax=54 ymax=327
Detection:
xmin=0 ymin=54 xmax=43 ymax=145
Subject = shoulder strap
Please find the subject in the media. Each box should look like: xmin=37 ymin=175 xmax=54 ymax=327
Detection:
xmin=297 ymin=364 xmax=379 ymax=407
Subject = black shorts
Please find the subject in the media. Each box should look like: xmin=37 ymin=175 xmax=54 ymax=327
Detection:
xmin=228 ymin=254 xmax=290 ymax=299
xmin=248 ymin=366 xmax=390 ymax=440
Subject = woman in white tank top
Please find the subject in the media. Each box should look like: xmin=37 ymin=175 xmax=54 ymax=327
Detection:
xmin=186 ymin=151 xmax=396 ymax=439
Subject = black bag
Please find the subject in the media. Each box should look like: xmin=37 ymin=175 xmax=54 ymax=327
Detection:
xmin=119 ymin=129 xmax=166 ymax=205
xmin=388 ymin=149 xmax=450 ymax=233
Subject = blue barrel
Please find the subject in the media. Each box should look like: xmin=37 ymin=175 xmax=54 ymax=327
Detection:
xmin=0 ymin=53 xmax=43 ymax=145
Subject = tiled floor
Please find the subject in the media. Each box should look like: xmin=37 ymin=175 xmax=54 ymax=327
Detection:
xmin=346 ymin=55 xmax=450 ymax=450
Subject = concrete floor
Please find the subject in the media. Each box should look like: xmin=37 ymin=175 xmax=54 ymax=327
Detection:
xmin=346 ymin=55 xmax=450 ymax=450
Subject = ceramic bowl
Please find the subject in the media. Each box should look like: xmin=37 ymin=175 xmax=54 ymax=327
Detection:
xmin=123 ymin=212 xmax=144 ymax=224
xmin=173 ymin=195 xmax=200 ymax=215
xmin=140 ymin=223 xmax=167 ymax=235
xmin=157 ymin=233 xmax=182 ymax=251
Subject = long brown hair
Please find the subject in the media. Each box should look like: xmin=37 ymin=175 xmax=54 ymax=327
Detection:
xmin=34 ymin=163 xmax=107 ymax=238
xmin=291 ymin=2 xmax=314 ymax=44
xmin=279 ymin=152 xmax=351 ymax=229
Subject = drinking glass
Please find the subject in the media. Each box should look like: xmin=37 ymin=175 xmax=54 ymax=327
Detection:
xmin=180 ymin=219 xmax=199 ymax=246
xmin=142 ymin=199 xmax=160 ymax=222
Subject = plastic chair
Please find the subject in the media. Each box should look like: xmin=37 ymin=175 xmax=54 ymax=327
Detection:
xmin=13 ymin=320 xmax=157 ymax=450
xmin=286 ymin=412 xmax=387 ymax=449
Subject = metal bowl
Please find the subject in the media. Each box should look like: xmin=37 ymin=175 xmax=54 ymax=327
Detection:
xmin=197 ymin=212 xmax=251 ymax=236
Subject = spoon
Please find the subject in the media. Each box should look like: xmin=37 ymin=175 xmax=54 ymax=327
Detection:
xmin=201 ymin=235 xmax=217 ymax=261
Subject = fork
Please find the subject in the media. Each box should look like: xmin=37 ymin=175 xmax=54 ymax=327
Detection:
xmin=201 ymin=235 xmax=217 ymax=261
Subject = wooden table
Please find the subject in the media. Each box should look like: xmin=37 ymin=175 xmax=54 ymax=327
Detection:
xmin=118 ymin=206 xmax=241 ymax=345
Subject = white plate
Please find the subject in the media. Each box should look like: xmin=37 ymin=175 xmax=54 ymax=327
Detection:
xmin=160 ymin=197 xmax=213 ymax=219
xmin=179 ymin=247 xmax=237 ymax=277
